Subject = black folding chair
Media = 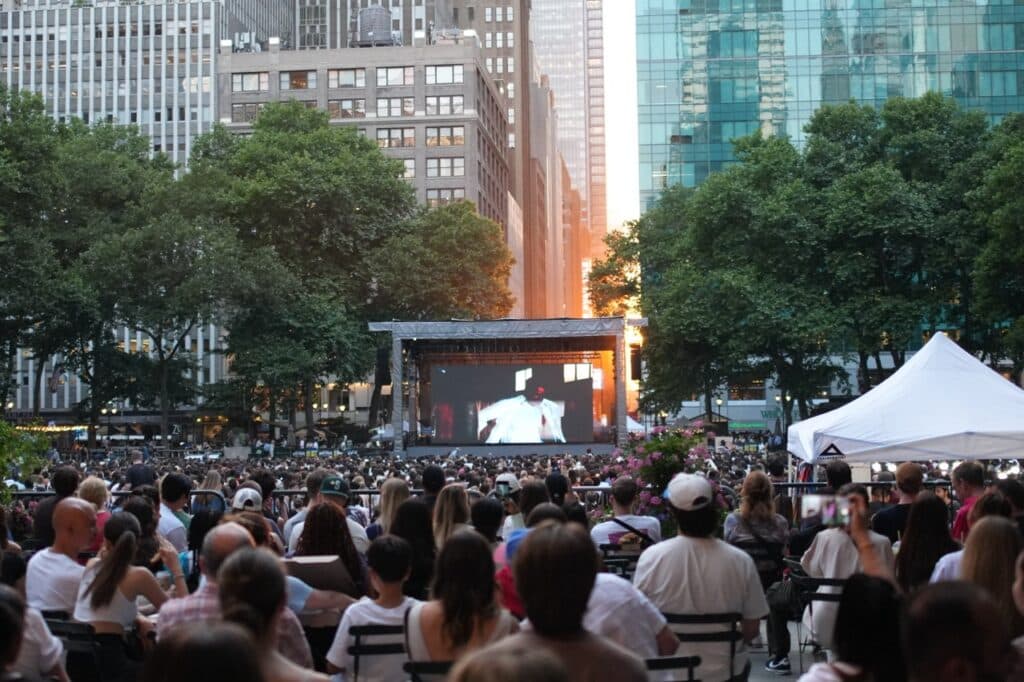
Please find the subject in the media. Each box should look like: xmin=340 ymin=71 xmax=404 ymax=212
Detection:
xmin=346 ymin=624 xmax=405 ymax=681
xmin=45 ymin=619 xmax=102 ymax=682
xmin=789 ymin=574 xmax=847 ymax=672
xmin=403 ymin=660 xmax=454 ymax=681
xmin=731 ymin=539 xmax=785 ymax=591
xmin=599 ymin=543 xmax=641 ymax=581
xmin=662 ymin=612 xmax=742 ymax=681
xmin=645 ymin=654 xmax=702 ymax=682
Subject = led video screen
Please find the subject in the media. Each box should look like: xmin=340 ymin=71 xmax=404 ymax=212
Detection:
xmin=429 ymin=363 xmax=598 ymax=444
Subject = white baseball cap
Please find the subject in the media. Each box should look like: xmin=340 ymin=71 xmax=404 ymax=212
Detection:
xmin=232 ymin=487 xmax=263 ymax=511
xmin=666 ymin=473 xmax=713 ymax=511
xmin=495 ymin=472 xmax=521 ymax=493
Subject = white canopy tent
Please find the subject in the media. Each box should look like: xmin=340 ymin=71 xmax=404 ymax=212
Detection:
xmin=788 ymin=333 xmax=1024 ymax=463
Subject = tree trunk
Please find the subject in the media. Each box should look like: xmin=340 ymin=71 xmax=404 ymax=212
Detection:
xmin=268 ymin=390 xmax=277 ymax=442
xmin=703 ymin=381 xmax=713 ymax=422
xmin=88 ymin=401 xmax=100 ymax=450
xmin=287 ymin=394 xmax=297 ymax=447
xmin=32 ymin=357 xmax=44 ymax=419
xmin=304 ymin=375 xmax=315 ymax=437
xmin=159 ymin=355 xmax=171 ymax=448
xmin=857 ymin=351 xmax=872 ymax=394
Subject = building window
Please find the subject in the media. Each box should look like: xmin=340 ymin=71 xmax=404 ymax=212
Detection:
xmin=425 ymin=95 xmax=464 ymax=115
xmin=426 ymin=157 xmax=465 ymax=177
xmin=376 ymin=127 xmax=415 ymax=148
xmin=508 ymin=132 xmax=515 ymax=148
xmin=486 ymin=58 xmax=493 ymax=73
xmin=231 ymin=72 xmax=269 ymax=92
xmin=328 ymin=68 xmax=365 ymax=88
xmin=426 ymin=126 xmax=465 ymax=146
xmin=403 ymin=158 xmax=415 ymax=178
xmin=376 ymin=66 xmax=414 ymax=86
xmin=426 ymin=188 xmax=465 ymax=207
xmin=376 ymin=97 xmax=415 ymax=117
xmin=485 ymin=6 xmax=492 ymax=21
xmin=506 ymin=6 xmax=514 ymax=21
xmin=231 ymin=102 xmax=264 ymax=122
xmin=328 ymin=98 xmax=365 ymax=119
xmin=496 ymin=58 xmax=504 ymax=74
xmin=280 ymin=71 xmax=317 ymax=90
xmin=485 ymin=32 xmax=493 ymax=48
xmin=495 ymin=32 xmax=503 ymax=48
xmin=425 ymin=65 xmax=464 ymax=85
xmin=507 ymin=32 xmax=514 ymax=48
xmin=508 ymin=107 xmax=514 ymax=124
xmin=507 ymin=57 xmax=514 ymax=73
xmin=507 ymin=82 xmax=515 ymax=99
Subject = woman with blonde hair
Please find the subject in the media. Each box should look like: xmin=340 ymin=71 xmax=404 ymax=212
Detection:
xmin=366 ymin=478 xmax=410 ymax=541
xmin=724 ymin=471 xmax=789 ymax=546
xmin=962 ymin=515 xmax=1024 ymax=637
xmin=433 ymin=484 xmax=472 ymax=549
xmin=191 ymin=469 xmax=224 ymax=515
xmin=78 ymin=476 xmax=111 ymax=554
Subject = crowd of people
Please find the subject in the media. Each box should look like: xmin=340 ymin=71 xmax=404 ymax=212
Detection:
xmin=0 ymin=444 xmax=1021 ymax=681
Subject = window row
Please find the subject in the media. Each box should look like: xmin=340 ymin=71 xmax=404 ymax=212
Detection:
xmin=375 ymin=126 xmax=466 ymax=148
xmin=426 ymin=188 xmax=465 ymax=207
xmin=232 ymin=65 xmax=464 ymax=93
xmin=484 ymin=32 xmax=515 ymax=48
xmin=485 ymin=57 xmax=515 ymax=74
xmin=483 ymin=6 xmax=515 ymax=22
xmin=426 ymin=157 xmax=465 ymax=177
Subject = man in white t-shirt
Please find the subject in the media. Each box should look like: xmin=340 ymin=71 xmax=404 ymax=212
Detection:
xmin=591 ymin=477 xmax=662 ymax=547
xmin=26 ymin=498 xmax=94 ymax=613
xmin=634 ymin=473 xmax=768 ymax=682
xmin=327 ymin=536 xmax=420 ymax=681
xmin=583 ymin=572 xmax=678 ymax=659
xmin=288 ymin=476 xmax=369 ymax=554
xmin=158 ymin=473 xmax=192 ymax=552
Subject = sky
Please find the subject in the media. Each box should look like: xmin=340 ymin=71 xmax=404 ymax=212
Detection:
xmin=602 ymin=0 xmax=640 ymax=231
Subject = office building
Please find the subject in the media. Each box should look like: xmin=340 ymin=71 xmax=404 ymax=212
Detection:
xmin=637 ymin=0 xmax=1024 ymax=208
xmin=293 ymin=0 xmax=445 ymax=50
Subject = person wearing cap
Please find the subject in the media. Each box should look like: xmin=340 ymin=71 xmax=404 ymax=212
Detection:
xmin=633 ymin=473 xmax=768 ymax=682
xmin=495 ymin=473 xmax=524 ymax=540
xmin=232 ymin=487 xmax=263 ymax=513
xmin=287 ymin=476 xmax=370 ymax=555
xmin=872 ymin=463 xmax=924 ymax=544
xmin=590 ymin=476 xmax=662 ymax=548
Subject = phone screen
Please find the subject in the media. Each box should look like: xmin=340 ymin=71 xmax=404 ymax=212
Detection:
xmin=496 ymin=482 xmax=510 ymax=498
xmin=801 ymin=494 xmax=851 ymax=527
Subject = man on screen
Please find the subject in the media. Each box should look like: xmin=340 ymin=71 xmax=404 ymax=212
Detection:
xmin=478 ymin=377 xmax=567 ymax=444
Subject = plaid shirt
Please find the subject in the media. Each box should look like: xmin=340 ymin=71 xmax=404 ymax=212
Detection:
xmin=157 ymin=582 xmax=313 ymax=668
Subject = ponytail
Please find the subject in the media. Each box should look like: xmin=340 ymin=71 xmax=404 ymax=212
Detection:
xmin=84 ymin=512 xmax=141 ymax=609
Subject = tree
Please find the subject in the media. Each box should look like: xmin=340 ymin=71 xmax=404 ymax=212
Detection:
xmin=588 ymin=223 xmax=641 ymax=318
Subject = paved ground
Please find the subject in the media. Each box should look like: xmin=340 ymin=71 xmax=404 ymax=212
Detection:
xmin=746 ymin=623 xmax=809 ymax=681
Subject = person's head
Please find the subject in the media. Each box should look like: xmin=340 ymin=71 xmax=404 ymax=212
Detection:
xmin=84 ymin=512 xmax=141 ymax=609
xmin=562 ymin=502 xmax=589 ymax=528
xmin=366 ymin=535 xmax=412 ymax=590
xmin=904 ymin=581 xmax=1015 ymax=682
xmin=832 ymin=574 xmax=904 ymax=682
xmin=52 ymin=466 xmax=80 ymax=498
xmin=304 ymin=468 xmax=331 ymax=503
xmin=544 ymin=472 xmax=569 ymax=506
xmin=422 ymin=465 xmax=445 ymax=496
xmin=525 ymin=502 xmax=567 ymax=527
xmin=200 ymin=469 xmax=222 ymax=490
xmin=433 ymin=484 xmax=471 ymax=548
xmin=0 ymin=553 xmax=27 ymax=595
xmin=0 ymin=585 xmax=25 ymax=667
xmin=838 ymin=483 xmax=869 ymax=508
xmin=767 ymin=457 xmax=786 ymax=478
xmin=825 ymin=461 xmax=852 ymax=491
xmin=250 ymin=470 xmax=276 ymax=501
xmin=896 ymin=492 xmax=958 ymax=592
xmin=967 ymin=491 xmax=1012 ymax=530
xmin=431 ymin=530 xmax=497 ymax=648
xmin=188 ymin=509 xmax=224 ymax=552
xmin=610 ymin=476 xmax=639 ymax=510
xmin=78 ymin=476 xmax=109 ymax=511
xmin=200 ymin=522 xmax=255 ymax=581
xmin=131 ymin=450 xmax=144 ymax=464
xmin=121 ymin=495 xmax=156 ymax=537
xmin=378 ymin=478 xmax=411 ymax=534
xmin=141 ymin=622 xmax=265 ymax=682
xmin=961 ymin=516 xmax=1024 ymax=636
xmin=223 ymin=511 xmax=273 ymax=551
xmin=319 ymin=475 xmax=350 ymax=510
xmin=667 ymin=473 xmax=718 ymax=538
xmin=995 ymin=479 xmax=1024 ymax=516
xmin=389 ymin=498 xmax=435 ymax=554
xmin=518 ymin=480 xmax=550 ymax=520
xmin=296 ymin=503 xmax=362 ymax=584
xmin=231 ymin=488 xmax=263 ymax=513
xmin=952 ymin=461 xmax=985 ymax=499
xmin=161 ymin=473 xmax=193 ymax=510
xmin=514 ymin=521 xmax=598 ymax=637
xmin=135 ymin=484 xmax=161 ymax=514
xmin=470 ymin=497 xmax=504 ymax=544
xmin=449 ymin=645 xmax=569 ymax=682
xmin=896 ymin=462 xmax=925 ymax=499
xmin=739 ymin=470 xmax=774 ymax=522
xmin=218 ymin=547 xmax=287 ymax=644
xmin=52 ymin=497 xmax=97 ymax=553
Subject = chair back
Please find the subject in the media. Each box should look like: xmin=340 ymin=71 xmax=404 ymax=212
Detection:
xmin=599 ymin=543 xmax=641 ymax=581
xmin=45 ymin=619 xmax=102 ymax=682
xmin=645 ymin=655 xmax=702 ymax=682
xmin=283 ymin=554 xmax=359 ymax=595
xmin=731 ymin=539 xmax=785 ymax=590
xmin=347 ymin=624 xmax=405 ymax=682
xmin=662 ymin=612 xmax=742 ymax=679
xmin=403 ymin=659 xmax=453 ymax=682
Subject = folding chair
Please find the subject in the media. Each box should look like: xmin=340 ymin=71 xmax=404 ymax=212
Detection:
xmin=599 ymin=543 xmax=641 ymax=581
xmin=403 ymin=660 xmax=454 ymax=682
xmin=45 ymin=619 xmax=102 ymax=682
xmin=662 ymin=612 xmax=742 ymax=681
xmin=346 ymin=624 xmax=405 ymax=682
xmin=645 ymin=654 xmax=702 ymax=682
xmin=789 ymin=574 xmax=847 ymax=673
xmin=731 ymin=539 xmax=785 ymax=591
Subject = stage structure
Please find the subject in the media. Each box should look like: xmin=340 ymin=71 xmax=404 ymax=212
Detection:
xmin=368 ymin=318 xmax=647 ymax=457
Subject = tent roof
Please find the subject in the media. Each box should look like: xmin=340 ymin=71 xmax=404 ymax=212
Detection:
xmin=788 ymin=333 xmax=1024 ymax=463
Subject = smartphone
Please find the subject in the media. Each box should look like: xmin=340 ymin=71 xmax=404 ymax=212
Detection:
xmin=495 ymin=481 xmax=511 ymax=499
xmin=801 ymin=494 xmax=851 ymax=527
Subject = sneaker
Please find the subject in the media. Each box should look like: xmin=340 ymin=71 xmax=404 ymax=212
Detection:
xmin=764 ymin=657 xmax=792 ymax=675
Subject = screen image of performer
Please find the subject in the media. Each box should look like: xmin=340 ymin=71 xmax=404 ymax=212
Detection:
xmin=477 ymin=377 xmax=566 ymax=444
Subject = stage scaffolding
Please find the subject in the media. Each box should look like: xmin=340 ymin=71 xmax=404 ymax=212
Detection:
xmin=367 ymin=318 xmax=647 ymax=456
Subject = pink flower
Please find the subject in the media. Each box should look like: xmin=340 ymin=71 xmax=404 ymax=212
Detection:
xmin=611 ymin=448 xmax=623 ymax=457
xmin=651 ymin=451 xmax=662 ymax=461
xmin=650 ymin=496 xmax=662 ymax=506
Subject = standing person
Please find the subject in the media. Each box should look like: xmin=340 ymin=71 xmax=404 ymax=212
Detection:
xmin=366 ymin=478 xmax=410 ymax=541
xmin=25 ymin=499 xmax=94 ymax=613
xmin=73 ymin=512 xmax=186 ymax=682
xmin=433 ymin=484 xmax=472 ymax=549
xmin=960 ymin=516 xmax=1024 ymax=637
xmin=479 ymin=522 xmax=647 ymax=682
xmin=871 ymin=462 xmax=924 ymax=545
xmin=158 ymin=473 xmax=193 ymax=553
xmin=325 ymin=536 xmax=420 ymax=681
xmin=894 ymin=493 xmax=959 ymax=592
xmin=32 ymin=467 xmax=80 ymax=548
xmin=287 ymin=476 xmax=369 ymax=555
xmin=590 ymin=477 xmax=662 ymax=547
xmin=420 ymin=465 xmax=446 ymax=515
xmin=634 ymin=473 xmax=769 ymax=682
xmin=950 ymin=461 xmax=986 ymax=543
xmin=930 ymin=491 xmax=1012 ymax=582
xmin=281 ymin=468 xmax=330 ymax=544
xmin=495 ymin=473 xmax=525 ymax=540
xmin=78 ymin=476 xmax=112 ymax=554
xmin=388 ymin=499 xmax=435 ymax=600
xmin=125 ymin=450 xmax=156 ymax=490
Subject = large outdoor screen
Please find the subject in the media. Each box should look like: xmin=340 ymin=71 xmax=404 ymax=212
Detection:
xmin=429 ymin=363 xmax=599 ymax=444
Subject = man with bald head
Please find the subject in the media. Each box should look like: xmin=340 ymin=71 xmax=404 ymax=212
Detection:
xmin=26 ymin=498 xmax=95 ymax=613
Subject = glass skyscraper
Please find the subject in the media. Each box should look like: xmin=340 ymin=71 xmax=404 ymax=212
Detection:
xmin=637 ymin=0 xmax=1024 ymax=207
